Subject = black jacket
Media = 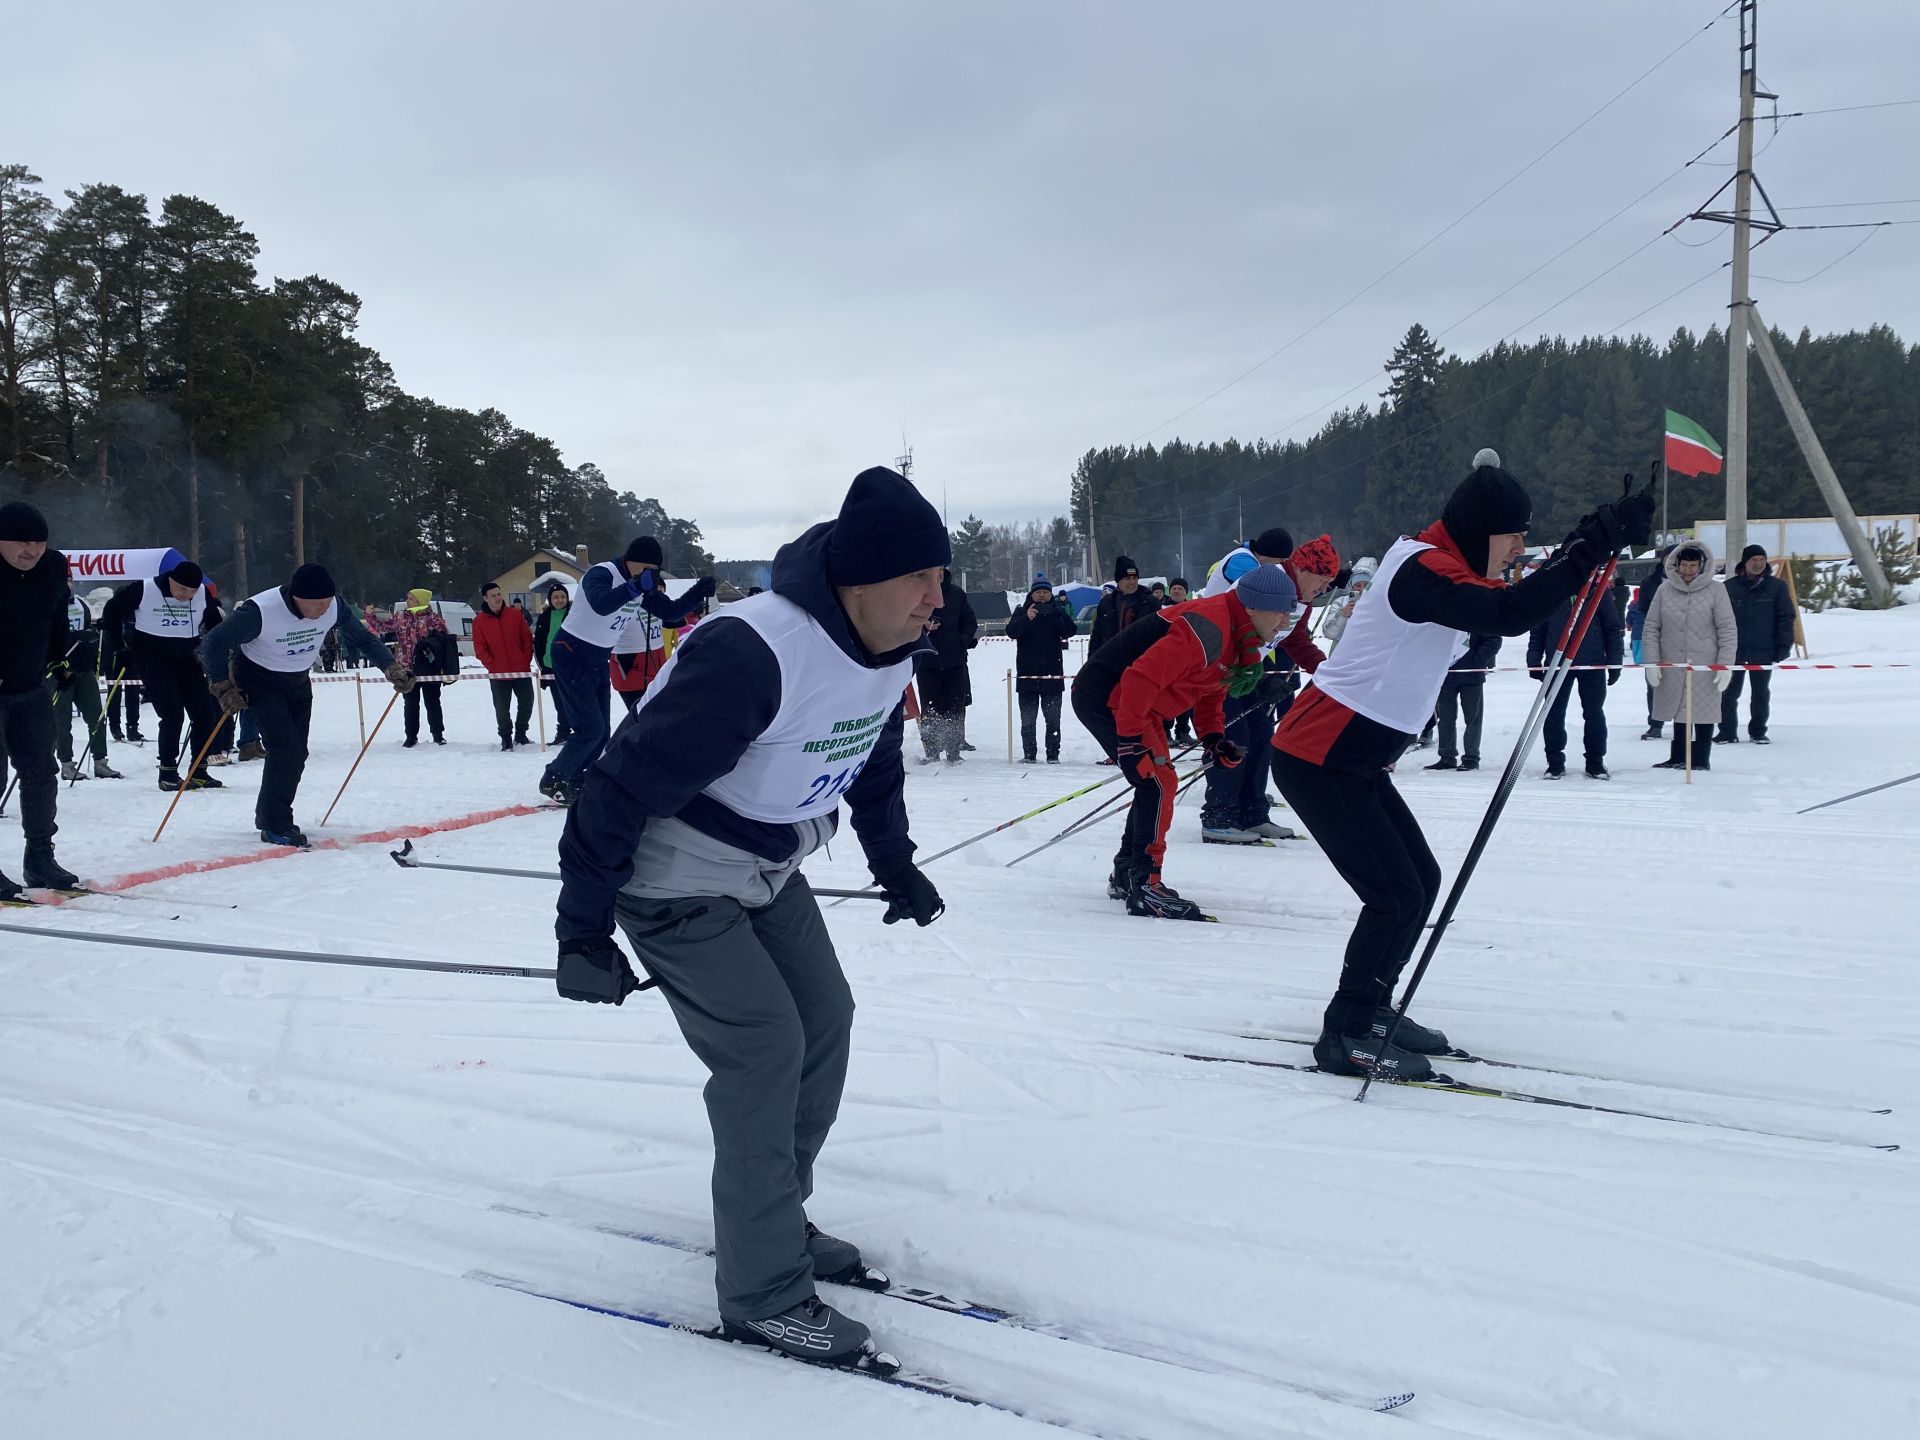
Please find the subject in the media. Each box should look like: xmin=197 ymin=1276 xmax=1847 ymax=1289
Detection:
xmin=1088 ymin=586 xmax=1159 ymax=653
xmin=1527 ymin=593 xmax=1625 ymax=674
xmin=1723 ymin=569 xmax=1794 ymax=664
xmin=915 ymin=579 xmax=977 ymax=673
xmin=0 ymin=549 xmax=70 ymax=694
xmin=1443 ymin=632 xmax=1502 ymax=690
xmin=1006 ymin=595 xmax=1077 ymax=695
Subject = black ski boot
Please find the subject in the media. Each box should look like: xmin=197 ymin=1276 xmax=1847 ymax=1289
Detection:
xmin=23 ymin=845 xmax=79 ymax=890
xmin=1313 ymin=1027 xmax=1435 ymax=1081
xmin=1 ymin=871 xmax=24 ymax=902
xmin=1106 ymin=864 xmax=1129 ymax=901
xmin=1585 ymin=760 xmax=1610 ymax=780
xmin=1371 ymin=1008 xmax=1450 ymax=1055
xmin=260 ymin=825 xmax=312 ymax=850
xmin=158 ymin=767 xmax=183 ymax=792
xmin=1126 ymin=875 xmax=1205 ymax=921
xmin=721 ymin=1296 xmax=879 ymax=1368
xmin=499 ymin=735 xmax=513 ymax=752
xmin=805 ymin=1221 xmax=883 ymax=1287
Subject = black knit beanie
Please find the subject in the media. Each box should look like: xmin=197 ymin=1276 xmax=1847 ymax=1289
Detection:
xmin=826 ymin=466 xmax=951 ymax=586
xmin=0 ymin=500 xmax=48 ymax=542
xmin=624 ymin=536 xmax=664 ymax=568
xmin=1740 ymin=543 xmax=1768 ymax=566
xmin=1249 ymin=527 xmax=1294 ymax=560
xmin=166 ymin=560 xmax=204 ymax=589
xmin=1441 ymin=466 xmax=1533 ymax=577
xmin=1113 ymin=554 xmax=1138 ymax=582
xmin=290 ymin=563 xmax=337 ymax=599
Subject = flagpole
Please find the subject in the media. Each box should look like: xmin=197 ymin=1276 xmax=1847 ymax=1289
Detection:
xmin=1662 ymin=458 xmax=1669 ymax=539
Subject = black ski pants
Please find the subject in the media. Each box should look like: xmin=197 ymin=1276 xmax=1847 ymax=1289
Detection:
xmin=1543 ymin=670 xmax=1609 ymax=767
xmin=139 ymin=648 xmax=219 ymax=776
xmin=1271 ymin=750 xmax=1441 ymax=1041
xmin=0 ymin=682 xmax=59 ymax=849
xmin=1719 ymin=668 xmax=1771 ymax=739
xmin=403 ymin=682 xmax=445 ymax=742
xmin=1018 ymin=690 xmax=1062 ymax=761
xmin=1072 ymin=676 xmax=1177 ymax=883
xmin=238 ymin=658 xmax=313 ymax=833
xmin=489 ymin=677 xmax=534 ymax=740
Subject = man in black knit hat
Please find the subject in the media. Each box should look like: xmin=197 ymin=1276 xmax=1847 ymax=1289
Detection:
xmin=1088 ymin=553 xmax=1160 ymax=654
xmin=554 ymin=465 xmax=947 ymax=1372
xmin=1718 ymin=543 xmax=1795 ymax=745
xmin=539 ymin=535 xmax=716 ymax=806
xmin=0 ymin=501 xmax=83 ymax=895
xmin=203 ymin=563 xmax=404 ymax=847
xmin=101 ymin=557 xmax=223 ymax=791
xmin=1272 ymin=464 xmax=1653 ymax=1078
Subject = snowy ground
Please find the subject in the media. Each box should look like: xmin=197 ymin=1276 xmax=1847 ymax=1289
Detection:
xmin=3 ymin=612 xmax=1917 ymax=1439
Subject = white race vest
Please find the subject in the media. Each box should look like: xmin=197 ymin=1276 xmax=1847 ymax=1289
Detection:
xmin=67 ymin=598 xmax=88 ymax=633
xmin=1201 ymin=546 xmax=1253 ymax=598
xmin=560 ymin=560 xmax=649 ymax=648
xmin=635 ymin=592 xmax=913 ymax=823
xmin=613 ymin=608 xmax=666 ymax=658
xmin=1308 ymin=537 xmax=1468 ymax=735
xmin=132 ymin=577 xmax=206 ymax=640
xmin=240 ymin=587 xmax=337 ymax=673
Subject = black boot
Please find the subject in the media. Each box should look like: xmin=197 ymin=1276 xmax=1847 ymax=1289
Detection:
xmin=1371 ymin=1008 xmax=1451 ymax=1055
xmin=720 ymin=1296 xmax=878 ymax=1368
xmin=500 ymin=735 xmax=513 ymax=752
xmin=1313 ymin=1026 xmax=1435 ymax=1080
xmin=23 ymin=844 xmax=79 ymax=890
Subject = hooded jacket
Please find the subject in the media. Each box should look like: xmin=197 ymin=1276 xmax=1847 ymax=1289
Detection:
xmin=1643 ymin=543 xmax=1737 ymax=725
xmin=1723 ymin=564 xmax=1795 ymax=664
xmin=556 ymin=521 xmax=926 ymax=941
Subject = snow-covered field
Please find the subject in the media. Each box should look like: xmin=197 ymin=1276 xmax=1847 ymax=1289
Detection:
xmin=3 ymin=609 xmax=1917 ymax=1439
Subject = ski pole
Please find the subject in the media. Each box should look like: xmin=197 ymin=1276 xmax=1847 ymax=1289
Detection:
xmin=1003 ymin=763 xmax=1207 ymax=868
xmin=69 ymin=664 xmax=129 ymax=788
xmin=387 ymin=839 xmax=889 ymax=900
xmin=0 ymin=919 xmax=555 ymax=979
xmin=320 ymin=689 xmax=402 ymax=827
xmin=1361 ymin=553 xmax=1621 ymax=1103
xmin=151 ymin=721 xmax=232 ymax=843
xmin=1797 ymin=770 xmax=1920 ymax=815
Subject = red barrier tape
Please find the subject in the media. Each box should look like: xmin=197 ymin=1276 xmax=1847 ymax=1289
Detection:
xmin=91 ymin=802 xmax=556 ymax=894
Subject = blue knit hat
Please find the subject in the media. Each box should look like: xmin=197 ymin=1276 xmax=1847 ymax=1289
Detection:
xmin=827 ymin=466 xmax=951 ymax=586
xmin=1234 ymin=563 xmax=1298 ymax=614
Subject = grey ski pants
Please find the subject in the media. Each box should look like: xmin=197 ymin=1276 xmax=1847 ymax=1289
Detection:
xmin=613 ymin=873 xmax=854 ymax=1322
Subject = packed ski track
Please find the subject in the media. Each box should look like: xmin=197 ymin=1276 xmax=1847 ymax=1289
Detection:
xmin=4 ymin=608 xmax=1917 ymax=1439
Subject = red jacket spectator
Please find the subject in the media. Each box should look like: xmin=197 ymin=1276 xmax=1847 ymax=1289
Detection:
xmin=473 ymin=600 xmax=534 ymax=675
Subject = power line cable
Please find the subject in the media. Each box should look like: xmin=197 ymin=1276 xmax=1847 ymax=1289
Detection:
xmin=1122 ymin=0 xmax=1741 ymax=446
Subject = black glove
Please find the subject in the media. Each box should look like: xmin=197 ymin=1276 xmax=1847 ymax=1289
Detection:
xmin=1607 ymin=667 xmax=1621 ymax=687
xmin=1116 ymin=734 xmax=1167 ymax=772
xmin=556 ymin=937 xmax=643 ymax=1004
xmin=873 ymin=858 xmax=944 ymax=927
xmin=1201 ymin=733 xmax=1245 ymax=768
xmin=1330 ymin=566 xmax=1353 ymax=591
xmin=48 ymin=661 xmax=74 ymax=691
xmin=1256 ymin=668 xmax=1293 ymax=705
xmin=691 ymin=576 xmax=718 ymax=603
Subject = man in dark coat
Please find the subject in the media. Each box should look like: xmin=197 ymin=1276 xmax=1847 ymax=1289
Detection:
xmin=1425 ymin=632 xmax=1499 ymax=772
xmin=1005 ymin=576 xmax=1077 ymax=763
xmin=1718 ymin=544 xmax=1795 ymax=745
xmin=1088 ymin=555 xmax=1159 ymax=653
xmin=0 ymin=501 xmax=82 ymax=895
xmin=913 ymin=569 xmax=977 ymax=763
xmin=1527 ymin=581 xmax=1625 ymax=779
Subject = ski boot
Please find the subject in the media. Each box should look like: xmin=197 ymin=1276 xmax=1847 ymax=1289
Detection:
xmin=721 ymin=1296 xmax=877 ymax=1368
xmin=93 ymin=758 xmax=123 ymax=779
xmin=1313 ymin=1027 xmax=1435 ymax=1081
xmin=186 ymin=771 xmax=224 ymax=790
xmin=0 ymin=871 xmax=21 ymax=902
xmin=260 ymin=825 xmax=312 ymax=849
xmin=1246 ymin=819 xmax=1298 ymax=840
xmin=60 ymin=761 xmax=88 ymax=782
xmin=158 ymin=767 xmax=183 ymax=792
xmin=22 ymin=844 xmax=80 ymax=891
xmin=1201 ymin=825 xmax=1262 ymax=845
xmin=1106 ymin=865 xmax=1129 ymax=901
xmin=1126 ymin=875 xmax=1205 ymax=921
xmin=1585 ymin=760 xmax=1610 ymax=780
xmin=805 ymin=1221 xmax=884 ymax=1288
xmin=1371 ymin=1008 xmax=1450 ymax=1055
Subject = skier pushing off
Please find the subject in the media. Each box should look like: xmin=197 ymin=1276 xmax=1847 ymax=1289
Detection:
xmin=1270 ymin=463 xmax=1654 ymax=1078
xmin=1072 ymin=564 xmax=1299 ymax=919
xmin=553 ymin=466 xmax=948 ymax=1370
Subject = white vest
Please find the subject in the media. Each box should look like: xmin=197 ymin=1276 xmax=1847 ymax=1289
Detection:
xmin=560 ymin=561 xmax=650 ymax=648
xmin=240 ymin=587 xmax=337 ymax=673
xmin=67 ymin=597 xmax=88 ymax=633
xmin=613 ymin=608 xmax=666 ymax=657
xmin=133 ymin=577 xmax=206 ymax=640
xmin=1308 ymin=537 xmax=1468 ymax=735
xmin=1201 ymin=546 xmax=1253 ymax=598
xmin=635 ymin=592 xmax=914 ymax=824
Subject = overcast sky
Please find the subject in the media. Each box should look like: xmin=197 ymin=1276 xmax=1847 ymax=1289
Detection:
xmin=13 ymin=1 xmax=1919 ymax=559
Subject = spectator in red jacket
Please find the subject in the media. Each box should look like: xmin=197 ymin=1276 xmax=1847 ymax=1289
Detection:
xmin=1072 ymin=566 xmax=1298 ymax=920
xmin=474 ymin=582 xmax=535 ymax=750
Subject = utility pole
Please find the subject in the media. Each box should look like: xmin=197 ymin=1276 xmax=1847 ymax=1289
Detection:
xmin=1681 ymin=0 xmax=1890 ymax=604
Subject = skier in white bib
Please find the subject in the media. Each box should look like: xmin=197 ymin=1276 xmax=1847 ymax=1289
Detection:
xmin=202 ymin=564 xmax=407 ymax=847
xmin=554 ymin=465 xmax=948 ymax=1370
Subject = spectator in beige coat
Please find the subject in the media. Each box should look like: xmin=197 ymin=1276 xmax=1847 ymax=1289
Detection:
xmin=1643 ymin=542 xmax=1737 ymax=771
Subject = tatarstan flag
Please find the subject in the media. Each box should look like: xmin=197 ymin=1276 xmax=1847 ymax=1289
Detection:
xmin=1664 ymin=409 xmax=1723 ymax=476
